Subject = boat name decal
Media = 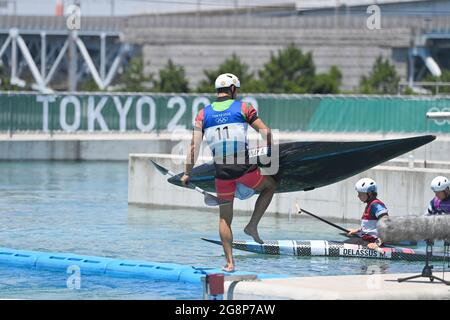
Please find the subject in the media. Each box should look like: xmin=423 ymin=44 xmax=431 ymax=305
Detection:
xmin=340 ymin=248 xmax=389 ymax=258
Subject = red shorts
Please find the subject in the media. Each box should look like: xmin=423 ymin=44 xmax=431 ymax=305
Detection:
xmin=215 ymin=168 xmax=266 ymax=201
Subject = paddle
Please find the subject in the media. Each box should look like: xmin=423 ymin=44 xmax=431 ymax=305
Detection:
xmin=150 ymin=160 xmax=231 ymax=207
xmin=296 ymin=205 xmax=351 ymax=234
xmin=296 ymin=204 xmax=390 ymax=253
xmin=295 ymin=204 xmax=417 ymax=247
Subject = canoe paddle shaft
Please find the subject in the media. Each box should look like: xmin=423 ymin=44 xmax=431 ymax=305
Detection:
xmin=296 ymin=204 xmax=350 ymax=233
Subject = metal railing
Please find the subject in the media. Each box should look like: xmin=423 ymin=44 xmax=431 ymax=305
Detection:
xmin=125 ymin=13 xmax=450 ymax=30
xmin=0 ymin=13 xmax=450 ymax=32
xmin=398 ymin=81 xmax=450 ymax=95
xmin=0 ymin=16 xmax=125 ymax=34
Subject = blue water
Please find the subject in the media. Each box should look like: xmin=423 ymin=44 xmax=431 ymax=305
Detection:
xmin=0 ymin=161 xmax=448 ymax=299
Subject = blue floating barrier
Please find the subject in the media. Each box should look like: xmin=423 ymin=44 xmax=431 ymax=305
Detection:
xmin=178 ymin=267 xmax=210 ymax=283
xmin=105 ymin=260 xmax=185 ymax=282
xmin=0 ymin=248 xmax=39 ymax=268
xmin=0 ymin=247 xmax=289 ymax=284
xmin=36 ymin=254 xmax=110 ymax=275
xmin=35 ymin=253 xmax=111 ymax=275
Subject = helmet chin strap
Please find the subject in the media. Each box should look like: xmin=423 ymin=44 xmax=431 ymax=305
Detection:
xmin=365 ymin=192 xmax=375 ymax=203
xmin=230 ymin=86 xmax=237 ymax=99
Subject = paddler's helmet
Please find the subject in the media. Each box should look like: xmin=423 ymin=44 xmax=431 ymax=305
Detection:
xmin=355 ymin=178 xmax=377 ymax=193
xmin=215 ymin=73 xmax=240 ymax=90
xmin=430 ymin=176 xmax=450 ymax=192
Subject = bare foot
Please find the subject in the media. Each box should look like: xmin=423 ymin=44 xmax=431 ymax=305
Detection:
xmin=222 ymin=264 xmax=235 ymax=272
xmin=244 ymin=226 xmax=264 ymax=244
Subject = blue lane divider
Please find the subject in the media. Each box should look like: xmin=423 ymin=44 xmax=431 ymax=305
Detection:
xmin=0 ymin=247 xmax=289 ymax=283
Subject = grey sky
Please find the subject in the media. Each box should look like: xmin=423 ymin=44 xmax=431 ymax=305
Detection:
xmin=0 ymin=0 xmax=296 ymax=16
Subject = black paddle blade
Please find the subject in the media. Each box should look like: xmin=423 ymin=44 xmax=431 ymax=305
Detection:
xmin=204 ymin=193 xmax=231 ymax=207
xmin=150 ymin=160 xmax=170 ymax=176
xmin=150 ymin=160 xmax=195 ymax=189
xmin=150 ymin=160 xmax=230 ymax=207
xmin=201 ymin=238 xmax=223 ymax=245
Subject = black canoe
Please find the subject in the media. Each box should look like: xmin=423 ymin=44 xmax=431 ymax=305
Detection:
xmin=168 ymin=135 xmax=436 ymax=193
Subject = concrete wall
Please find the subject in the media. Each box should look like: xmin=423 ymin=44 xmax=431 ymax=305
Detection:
xmin=136 ymin=28 xmax=410 ymax=92
xmin=0 ymin=137 xmax=174 ymax=161
xmin=128 ymin=153 xmax=450 ymax=221
xmin=125 ymin=12 xmax=450 ymax=92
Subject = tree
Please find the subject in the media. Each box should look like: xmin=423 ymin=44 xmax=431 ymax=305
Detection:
xmin=116 ymin=57 xmax=153 ymax=92
xmin=360 ymin=56 xmax=400 ymax=94
xmin=153 ymin=59 xmax=189 ymax=93
xmin=0 ymin=65 xmax=10 ymax=90
xmin=423 ymin=69 xmax=450 ymax=94
xmin=0 ymin=64 xmax=23 ymax=91
xmin=78 ymin=79 xmax=101 ymax=92
xmin=196 ymin=48 xmax=342 ymax=94
xmin=196 ymin=53 xmax=260 ymax=93
xmin=312 ymin=65 xmax=342 ymax=94
xmin=258 ymin=44 xmax=316 ymax=93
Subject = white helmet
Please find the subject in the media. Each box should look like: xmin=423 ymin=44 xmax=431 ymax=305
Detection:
xmin=215 ymin=73 xmax=240 ymax=89
xmin=430 ymin=176 xmax=450 ymax=192
xmin=355 ymin=178 xmax=377 ymax=193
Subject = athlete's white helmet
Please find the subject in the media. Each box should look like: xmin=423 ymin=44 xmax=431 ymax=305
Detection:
xmin=430 ymin=176 xmax=450 ymax=192
xmin=355 ymin=178 xmax=377 ymax=193
xmin=215 ymin=73 xmax=240 ymax=89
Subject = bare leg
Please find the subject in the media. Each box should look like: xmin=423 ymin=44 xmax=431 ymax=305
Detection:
xmin=244 ymin=176 xmax=277 ymax=244
xmin=219 ymin=200 xmax=235 ymax=272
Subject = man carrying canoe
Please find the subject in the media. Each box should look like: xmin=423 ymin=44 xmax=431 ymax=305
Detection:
xmin=181 ymin=73 xmax=277 ymax=272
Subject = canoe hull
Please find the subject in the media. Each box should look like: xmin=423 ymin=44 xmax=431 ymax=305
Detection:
xmin=169 ymin=135 xmax=436 ymax=193
xmin=202 ymin=238 xmax=448 ymax=262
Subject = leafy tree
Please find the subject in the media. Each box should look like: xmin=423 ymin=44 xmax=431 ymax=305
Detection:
xmin=312 ymin=65 xmax=342 ymax=94
xmin=196 ymin=54 xmax=260 ymax=93
xmin=0 ymin=64 xmax=23 ymax=91
xmin=78 ymin=79 xmax=101 ymax=92
xmin=402 ymin=86 xmax=416 ymax=95
xmin=423 ymin=69 xmax=450 ymax=94
xmin=360 ymin=56 xmax=400 ymax=94
xmin=153 ymin=59 xmax=189 ymax=93
xmin=258 ymin=44 xmax=316 ymax=93
xmin=117 ymin=57 xmax=153 ymax=92
xmin=195 ymin=46 xmax=342 ymax=94
xmin=0 ymin=65 xmax=10 ymax=90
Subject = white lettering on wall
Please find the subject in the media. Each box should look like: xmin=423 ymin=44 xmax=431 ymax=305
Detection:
xmin=167 ymin=96 xmax=187 ymax=131
xmin=136 ymin=96 xmax=156 ymax=132
xmin=38 ymin=95 xmax=259 ymax=133
xmin=60 ymin=96 xmax=81 ymax=132
xmin=113 ymin=96 xmax=133 ymax=132
xmin=88 ymin=96 xmax=109 ymax=132
xmin=37 ymin=95 xmax=56 ymax=132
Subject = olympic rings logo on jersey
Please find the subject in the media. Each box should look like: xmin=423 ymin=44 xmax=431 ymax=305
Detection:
xmin=215 ymin=117 xmax=228 ymax=124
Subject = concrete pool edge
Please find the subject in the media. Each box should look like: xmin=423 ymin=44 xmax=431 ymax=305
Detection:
xmin=225 ymin=272 xmax=450 ymax=300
